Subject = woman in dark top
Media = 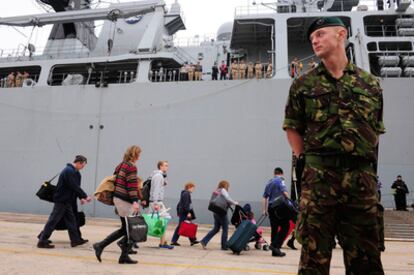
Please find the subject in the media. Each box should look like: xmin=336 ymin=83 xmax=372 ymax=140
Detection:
xmin=170 ymin=182 xmax=199 ymax=246
xmin=93 ymin=145 xmax=143 ymax=264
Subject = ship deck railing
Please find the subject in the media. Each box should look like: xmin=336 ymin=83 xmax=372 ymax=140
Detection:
xmin=0 ymin=44 xmax=186 ymax=64
xmin=148 ymin=67 xmax=275 ymax=82
xmin=365 ymin=24 xmax=414 ymax=37
xmin=0 ymin=44 xmax=91 ymax=63
xmin=173 ymin=34 xmax=217 ymax=48
xmin=48 ymin=69 xmax=138 ymax=86
xmin=234 ymin=1 xmax=411 ymax=17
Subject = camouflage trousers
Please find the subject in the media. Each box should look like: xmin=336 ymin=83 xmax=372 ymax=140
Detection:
xmin=296 ymin=158 xmax=384 ymax=275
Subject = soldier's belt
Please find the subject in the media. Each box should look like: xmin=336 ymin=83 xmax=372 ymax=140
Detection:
xmin=305 ymin=154 xmax=373 ymax=168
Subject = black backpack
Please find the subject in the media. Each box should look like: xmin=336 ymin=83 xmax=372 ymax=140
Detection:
xmin=141 ymin=178 xmax=151 ymax=208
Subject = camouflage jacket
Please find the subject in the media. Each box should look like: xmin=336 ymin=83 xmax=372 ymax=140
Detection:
xmin=283 ymin=62 xmax=385 ymax=161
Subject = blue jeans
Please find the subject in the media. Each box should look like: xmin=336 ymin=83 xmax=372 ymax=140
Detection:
xmin=201 ymin=213 xmax=228 ymax=249
xmin=171 ymin=213 xmax=196 ymax=243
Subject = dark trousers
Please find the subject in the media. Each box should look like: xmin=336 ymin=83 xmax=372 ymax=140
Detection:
xmin=171 ymin=213 xmax=196 ymax=243
xmin=220 ymin=73 xmax=227 ymax=80
xmin=72 ymin=201 xmax=82 ymax=238
xmin=212 ymin=74 xmax=218 ymax=80
xmin=38 ymin=201 xmax=81 ymax=240
xmin=110 ymin=216 xmax=127 ymax=243
xmin=268 ymin=208 xmax=290 ymax=249
xmin=394 ymin=193 xmax=407 ymax=210
xmin=201 ymin=213 xmax=228 ymax=249
xmin=39 ymin=202 xmax=81 ymax=243
xmin=180 ymin=73 xmax=188 ymax=81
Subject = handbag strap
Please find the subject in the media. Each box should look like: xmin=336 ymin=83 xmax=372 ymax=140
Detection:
xmin=48 ymin=172 xmax=60 ymax=183
xmin=151 ymin=211 xmax=160 ymax=219
xmin=124 ymin=217 xmax=131 ymax=242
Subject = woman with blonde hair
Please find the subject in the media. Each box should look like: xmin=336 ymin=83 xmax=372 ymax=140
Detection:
xmin=93 ymin=145 xmax=143 ymax=264
xmin=200 ymin=180 xmax=238 ymax=250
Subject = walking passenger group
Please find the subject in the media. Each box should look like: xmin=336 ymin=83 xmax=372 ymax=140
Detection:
xmin=37 ymin=146 xmax=295 ymax=264
xmin=37 ymin=16 xmax=390 ymax=274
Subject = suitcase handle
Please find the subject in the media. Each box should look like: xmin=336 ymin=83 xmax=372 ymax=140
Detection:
xmin=256 ymin=214 xmax=267 ymax=226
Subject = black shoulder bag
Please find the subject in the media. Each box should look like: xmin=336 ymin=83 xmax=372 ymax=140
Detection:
xmin=35 ymin=173 xmax=60 ymax=203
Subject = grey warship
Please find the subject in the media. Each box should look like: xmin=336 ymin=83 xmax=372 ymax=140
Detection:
xmin=0 ymin=0 xmax=413 ymax=222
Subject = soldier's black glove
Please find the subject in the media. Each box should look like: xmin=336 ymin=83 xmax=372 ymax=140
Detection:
xmin=295 ymin=154 xmax=305 ymax=187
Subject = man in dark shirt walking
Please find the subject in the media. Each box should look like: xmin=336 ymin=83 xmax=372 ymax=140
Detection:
xmin=37 ymin=155 xmax=91 ymax=248
xmin=262 ymin=167 xmax=290 ymax=257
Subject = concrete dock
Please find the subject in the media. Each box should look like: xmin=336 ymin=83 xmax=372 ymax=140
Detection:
xmin=0 ymin=212 xmax=413 ymax=275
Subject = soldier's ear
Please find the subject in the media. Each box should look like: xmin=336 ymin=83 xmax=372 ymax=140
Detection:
xmin=339 ymin=28 xmax=348 ymax=39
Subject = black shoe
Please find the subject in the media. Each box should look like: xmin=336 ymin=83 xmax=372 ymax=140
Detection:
xmin=117 ymin=240 xmax=137 ymax=254
xmin=287 ymin=239 xmax=297 ymax=250
xmin=272 ymin=248 xmax=286 ymax=257
xmin=37 ymin=241 xmax=55 ymax=249
xmin=190 ymin=240 xmax=200 ymax=246
xmin=37 ymin=232 xmax=52 ymax=244
xmin=119 ymin=256 xmax=138 ymax=264
xmin=71 ymin=239 xmax=88 ymax=247
xmin=133 ymin=242 xmax=139 ymax=249
xmin=93 ymin=243 xmax=103 ymax=262
xmin=221 ymin=247 xmax=229 ymax=251
xmin=171 ymin=242 xmax=181 ymax=246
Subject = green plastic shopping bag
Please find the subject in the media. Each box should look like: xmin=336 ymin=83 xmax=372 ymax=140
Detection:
xmin=142 ymin=212 xmax=168 ymax=238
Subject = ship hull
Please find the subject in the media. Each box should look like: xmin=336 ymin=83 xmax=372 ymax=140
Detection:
xmin=0 ymin=78 xmax=412 ymax=222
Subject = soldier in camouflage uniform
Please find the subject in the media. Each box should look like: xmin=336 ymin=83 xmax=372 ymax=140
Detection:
xmin=283 ymin=17 xmax=385 ymax=274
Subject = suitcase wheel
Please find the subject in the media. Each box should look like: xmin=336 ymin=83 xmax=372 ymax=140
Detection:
xmin=255 ymin=243 xmax=261 ymax=250
xmin=244 ymin=245 xmax=250 ymax=251
xmin=263 ymin=244 xmax=269 ymax=251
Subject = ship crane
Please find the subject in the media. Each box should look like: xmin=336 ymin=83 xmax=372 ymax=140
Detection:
xmin=0 ymin=0 xmax=164 ymax=27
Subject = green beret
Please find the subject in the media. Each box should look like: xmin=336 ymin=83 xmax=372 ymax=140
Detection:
xmin=307 ymin=17 xmax=346 ymax=41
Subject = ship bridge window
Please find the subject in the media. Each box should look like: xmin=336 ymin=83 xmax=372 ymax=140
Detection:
xmin=149 ymin=58 xmax=181 ymax=82
xmin=48 ymin=60 xmax=139 ymax=86
xmin=0 ymin=66 xmax=41 ymax=88
xmin=287 ymin=17 xmax=352 ymax=78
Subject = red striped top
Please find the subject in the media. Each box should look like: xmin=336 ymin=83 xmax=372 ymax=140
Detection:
xmin=113 ymin=161 xmax=142 ymax=203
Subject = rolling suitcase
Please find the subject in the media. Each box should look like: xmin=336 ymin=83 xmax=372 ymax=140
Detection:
xmin=227 ymin=215 xmax=266 ymax=255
